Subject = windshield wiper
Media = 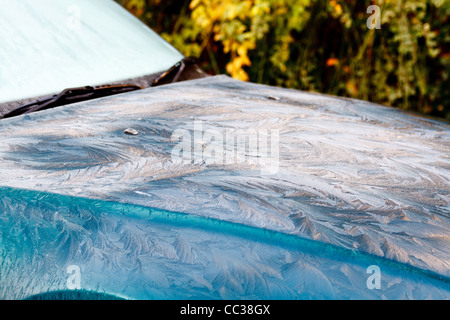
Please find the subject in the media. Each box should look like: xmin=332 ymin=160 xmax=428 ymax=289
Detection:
xmin=2 ymin=57 xmax=204 ymax=119
xmin=2 ymin=84 xmax=142 ymax=118
xmin=151 ymin=57 xmax=198 ymax=87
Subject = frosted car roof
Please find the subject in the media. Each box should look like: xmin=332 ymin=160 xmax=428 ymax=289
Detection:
xmin=0 ymin=76 xmax=449 ymax=299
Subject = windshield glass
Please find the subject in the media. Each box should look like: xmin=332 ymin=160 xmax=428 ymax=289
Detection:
xmin=0 ymin=0 xmax=183 ymax=104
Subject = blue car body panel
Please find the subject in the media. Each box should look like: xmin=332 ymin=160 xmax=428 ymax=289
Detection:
xmin=0 ymin=75 xmax=449 ymax=299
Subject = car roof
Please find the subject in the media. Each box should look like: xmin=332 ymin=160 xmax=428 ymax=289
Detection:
xmin=0 ymin=75 xmax=449 ymax=297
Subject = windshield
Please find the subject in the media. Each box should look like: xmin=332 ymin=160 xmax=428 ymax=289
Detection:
xmin=0 ymin=0 xmax=183 ymax=105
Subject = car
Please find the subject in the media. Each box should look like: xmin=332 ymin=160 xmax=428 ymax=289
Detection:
xmin=0 ymin=0 xmax=449 ymax=301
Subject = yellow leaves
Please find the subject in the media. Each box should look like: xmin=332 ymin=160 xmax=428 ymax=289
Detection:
xmin=123 ymin=0 xmax=146 ymax=18
xmin=346 ymin=81 xmax=358 ymax=96
xmin=191 ymin=0 xmax=227 ymax=30
xmin=188 ymin=0 xmax=312 ymax=81
xmin=189 ymin=0 xmax=201 ymax=10
xmin=226 ymin=55 xmax=252 ymax=81
xmin=329 ymin=0 xmax=342 ymax=16
xmin=237 ymin=42 xmax=255 ymax=57
xmin=227 ymin=39 xmax=255 ymax=80
xmin=224 ymin=1 xmax=253 ymax=20
xmin=191 ymin=4 xmax=212 ymax=30
xmin=189 ymin=0 xmax=259 ymax=81
xmin=250 ymin=1 xmax=271 ymax=16
xmin=182 ymin=0 xmax=313 ymax=81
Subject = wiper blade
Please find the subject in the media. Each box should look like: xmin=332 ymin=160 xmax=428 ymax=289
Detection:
xmin=151 ymin=57 xmax=198 ymax=87
xmin=2 ymin=84 xmax=142 ymax=118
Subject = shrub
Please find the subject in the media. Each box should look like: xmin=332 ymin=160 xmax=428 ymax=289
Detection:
xmin=116 ymin=0 xmax=450 ymax=120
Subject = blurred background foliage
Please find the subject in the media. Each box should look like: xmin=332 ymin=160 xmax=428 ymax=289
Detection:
xmin=115 ymin=0 xmax=450 ymax=120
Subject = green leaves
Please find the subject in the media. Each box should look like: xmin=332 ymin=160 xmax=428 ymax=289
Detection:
xmin=116 ymin=0 xmax=450 ymax=119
